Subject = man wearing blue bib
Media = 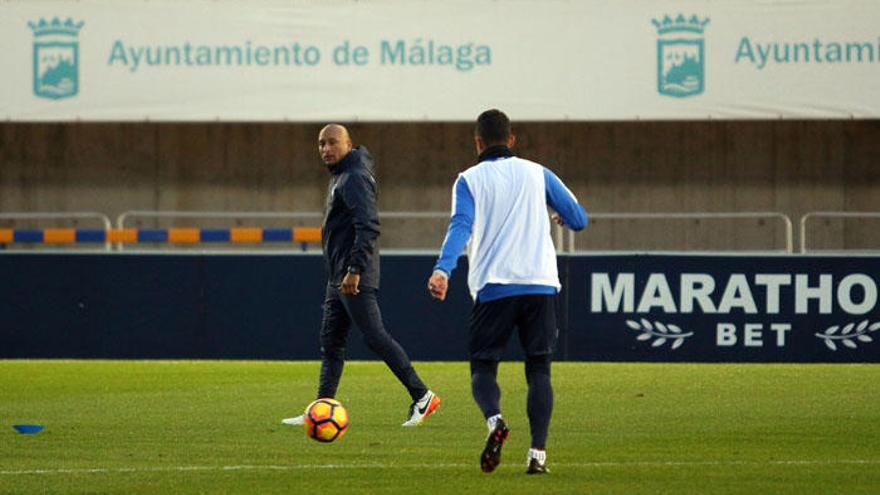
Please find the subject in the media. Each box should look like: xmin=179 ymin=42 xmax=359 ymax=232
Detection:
xmin=428 ymin=110 xmax=587 ymax=474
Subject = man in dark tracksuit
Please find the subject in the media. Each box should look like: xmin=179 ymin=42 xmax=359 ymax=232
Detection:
xmin=283 ymin=124 xmax=440 ymax=427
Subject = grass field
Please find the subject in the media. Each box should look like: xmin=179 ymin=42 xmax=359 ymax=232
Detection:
xmin=1 ymin=360 xmax=878 ymax=494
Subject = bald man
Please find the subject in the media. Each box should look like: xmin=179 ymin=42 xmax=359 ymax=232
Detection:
xmin=283 ymin=125 xmax=440 ymax=428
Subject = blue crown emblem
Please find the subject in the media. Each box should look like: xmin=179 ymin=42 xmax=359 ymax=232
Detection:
xmin=29 ymin=17 xmax=84 ymax=100
xmin=652 ymin=14 xmax=709 ymax=35
xmin=653 ymin=14 xmax=708 ymax=98
xmin=28 ymin=17 xmax=84 ymax=37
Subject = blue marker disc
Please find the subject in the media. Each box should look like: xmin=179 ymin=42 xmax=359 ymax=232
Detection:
xmin=13 ymin=424 xmax=44 ymax=434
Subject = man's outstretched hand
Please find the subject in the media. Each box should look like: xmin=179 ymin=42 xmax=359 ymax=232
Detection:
xmin=427 ymin=270 xmax=449 ymax=301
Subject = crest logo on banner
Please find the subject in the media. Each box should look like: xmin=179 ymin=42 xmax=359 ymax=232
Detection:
xmin=28 ymin=18 xmax=84 ymax=100
xmin=652 ymin=14 xmax=709 ymax=98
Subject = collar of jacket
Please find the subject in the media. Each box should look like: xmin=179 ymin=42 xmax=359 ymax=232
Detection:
xmin=327 ymin=147 xmax=360 ymax=175
xmin=477 ymin=145 xmax=515 ymax=163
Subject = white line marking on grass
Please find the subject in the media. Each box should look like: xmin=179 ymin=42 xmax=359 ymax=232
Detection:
xmin=567 ymin=460 xmax=880 ymax=467
xmin=2 ymin=460 xmax=879 ymax=476
xmin=0 ymin=464 xmax=464 ymax=475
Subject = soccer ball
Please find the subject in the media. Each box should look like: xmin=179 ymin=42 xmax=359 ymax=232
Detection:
xmin=304 ymin=398 xmax=349 ymax=443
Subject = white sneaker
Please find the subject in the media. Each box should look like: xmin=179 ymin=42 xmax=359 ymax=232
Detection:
xmin=281 ymin=415 xmax=305 ymax=426
xmin=401 ymin=390 xmax=441 ymax=427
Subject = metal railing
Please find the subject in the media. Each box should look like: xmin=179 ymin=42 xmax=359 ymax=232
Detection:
xmin=376 ymin=210 xmax=571 ymax=253
xmin=0 ymin=211 xmax=112 ymax=230
xmin=564 ymin=212 xmax=794 ymax=253
xmin=114 ymin=210 xmax=326 ymax=251
xmin=380 ymin=210 xmax=794 ymax=253
xmin=114 ymin=209 xmax=548 ymax=253
xmin=379 ymin=212 xmax=450 ymax=220
xmin=0 ymin=209 xmax=796 ymax=254
xmin=116 ymin=210 xmax=323 ymax=229
xmin=0 ymin=211 xmax=113 ymax=251
xmin=800 ymin=211 xmax=880 ymax=253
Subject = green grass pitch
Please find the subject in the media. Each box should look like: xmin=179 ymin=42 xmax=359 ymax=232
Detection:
xmin=1 ymin=360 xmax=878 ymax=494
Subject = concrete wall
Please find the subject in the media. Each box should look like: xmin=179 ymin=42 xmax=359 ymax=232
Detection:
xmin=2 ymin=121 xmax=879 ymax=251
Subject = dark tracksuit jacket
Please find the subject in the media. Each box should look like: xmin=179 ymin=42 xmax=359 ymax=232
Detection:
xmin=322 ymin=146 xmax=380 ymax=289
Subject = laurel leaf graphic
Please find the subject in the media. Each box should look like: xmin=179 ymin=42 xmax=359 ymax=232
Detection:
xmin=869 ymin=322 xmax=880 ymax=332
xmin=626 ymin=320 xmax=641 ymax=331
xmin=857 ymin=335 xmax=873 ymax=343
xmin=651 ymin=338 xmax=667 ymax=347
xmin=640 ymin=318 xmax=653 ymax=330
xmin=655 ymin=321 xmax=669 ymax=334
xmin=637 ymin=333 xmax=652 ymax=341
xmin=824 ymin=325 xmax=839 ymax=335
xmin=672 ymin=338 xmax=685 ymax=350
xmin=668 ymin=324 xmax=682 ymax=334
xmin=842 ymin=323 xmax=855 ymax=335
xmin=857 ymin=320 xmax=869 ymax=332
xmin=825 ymin=339 xmax=837 ymax=351
xmin=842 ymin=339 xmax=857 ymax=349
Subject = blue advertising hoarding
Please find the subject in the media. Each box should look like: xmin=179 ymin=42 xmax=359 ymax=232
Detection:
xmin=0 ymin=253 xmax=877 ymax=362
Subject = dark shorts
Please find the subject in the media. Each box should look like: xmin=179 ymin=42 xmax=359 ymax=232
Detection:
xmin=468 ymin=294 xmax=558 ymax=361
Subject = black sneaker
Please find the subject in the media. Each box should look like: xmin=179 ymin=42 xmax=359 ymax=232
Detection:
xmin=480 ymin=419 xmax=510 ymax=473
xmin=526 ymin=458 xmax=549 ymax=475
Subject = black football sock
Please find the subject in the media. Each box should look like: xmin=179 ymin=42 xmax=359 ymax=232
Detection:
xmin=525 ymin=355 xmax=553 ymax=449
xmin=471 ymin=359 xmax=501 ymax=419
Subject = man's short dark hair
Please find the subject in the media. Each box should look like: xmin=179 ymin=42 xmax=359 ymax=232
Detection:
xmin=475 ymin=109 xmax=511 ymax=145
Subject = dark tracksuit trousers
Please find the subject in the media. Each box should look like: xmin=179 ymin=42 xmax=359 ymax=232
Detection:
xmin=317 ymin=284 xmax=428 ymax=402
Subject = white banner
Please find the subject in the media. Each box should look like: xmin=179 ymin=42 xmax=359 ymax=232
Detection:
xmin=2 ymin=0 xmax=880 ymax=121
